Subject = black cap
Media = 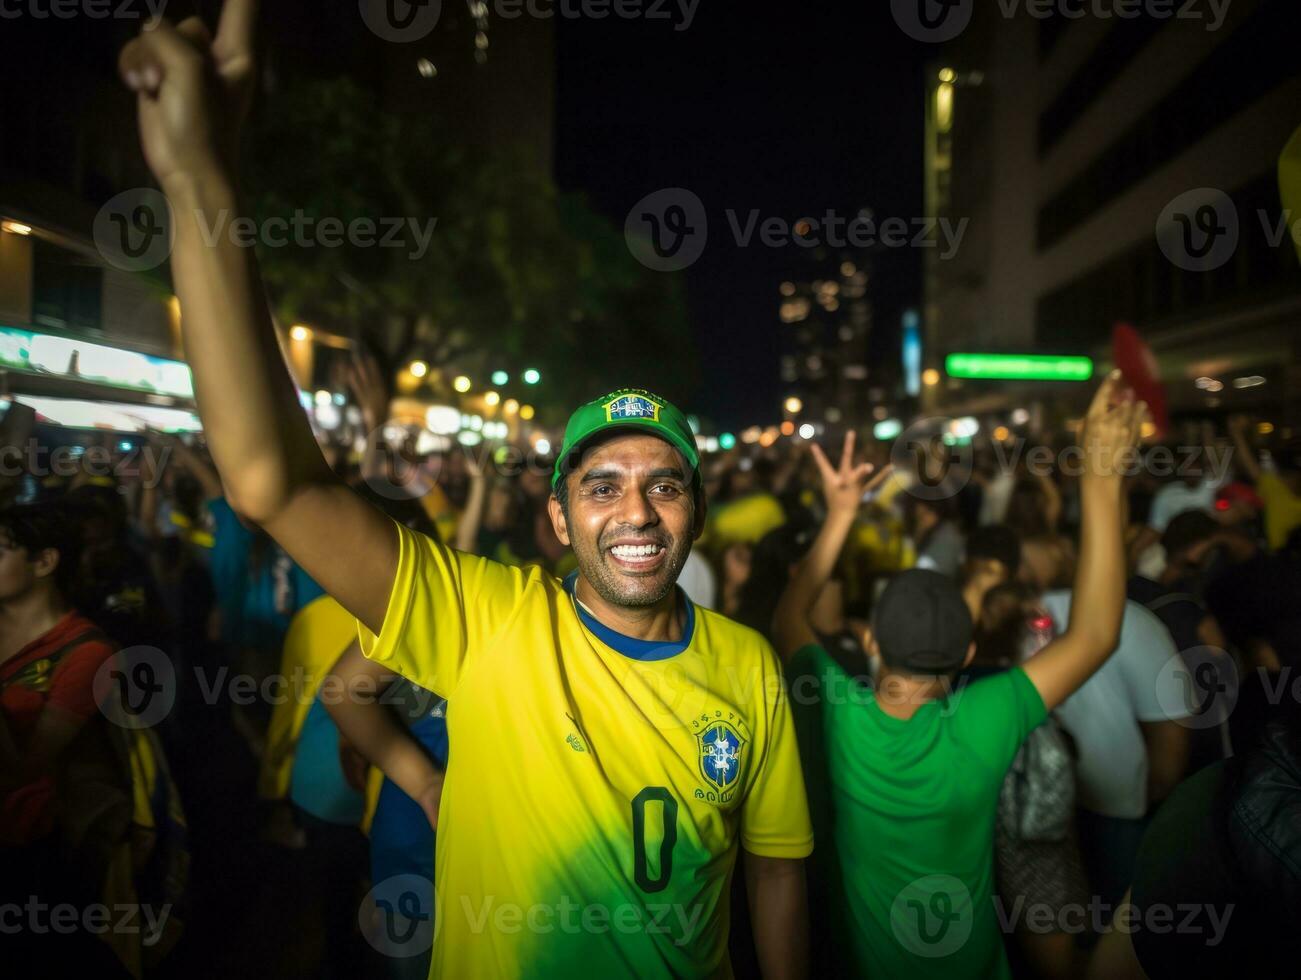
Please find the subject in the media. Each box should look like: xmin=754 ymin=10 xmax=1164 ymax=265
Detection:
xmin=873 ymin=569 xmax=973 ymax=675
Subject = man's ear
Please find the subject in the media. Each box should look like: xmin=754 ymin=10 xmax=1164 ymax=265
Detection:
xmin=547 ymin=495 xmax=571 ymax=547
xmin=962 ymin=641 xmax=976 ymax=669
xmin=32 ymin=547 xmax=60 ymax=581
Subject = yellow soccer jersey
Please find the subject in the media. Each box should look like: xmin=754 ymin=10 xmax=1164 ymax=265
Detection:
xmin=358 ymin=521 xmax=813 ymax=979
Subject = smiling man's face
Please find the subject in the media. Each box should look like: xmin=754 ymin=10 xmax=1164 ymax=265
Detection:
xmin=549 ymin=433 xmax=698 ymax=609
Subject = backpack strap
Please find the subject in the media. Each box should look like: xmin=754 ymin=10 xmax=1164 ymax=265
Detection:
xmin=0 ymin=625 xmax=113 ymax=694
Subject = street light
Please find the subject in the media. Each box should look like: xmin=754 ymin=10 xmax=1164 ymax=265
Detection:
xmin=453 ymin=375 xmax=472 ymax=393
xmin=409 ymin=360 xmax=429 ymax=379
xmin=484 ymin=391 xmax=501 ymax=407
xmin=922 ymin=368 xmax=941 ymax=387
xmin=784 ymin=396 xmax=803 ymax=414
xmin=491 ymin=370 xmax=509 ymax=386
xmin=523 ymin=369 xmax=541 ymax=385
xmin=503 ymin=399 xmax=519 ymax=415
xmin=520 ymin=404 xmax=535 ymax=421
xmin=289 ymin=325 xmax=312 ymax=341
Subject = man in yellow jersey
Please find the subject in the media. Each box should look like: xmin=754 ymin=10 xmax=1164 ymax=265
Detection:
xmin=117 ymin=4 xmax=812 ymax=976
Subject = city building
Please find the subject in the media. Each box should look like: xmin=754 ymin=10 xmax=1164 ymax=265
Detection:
xmin=776 ymin=242 xmax=877 ymax=430
xmin=923 ymin=0 xmax=1301 ymax=430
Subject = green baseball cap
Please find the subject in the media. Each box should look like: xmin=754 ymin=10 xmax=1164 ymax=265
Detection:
xmin=552 ymin=388 xmax=700 ymax=490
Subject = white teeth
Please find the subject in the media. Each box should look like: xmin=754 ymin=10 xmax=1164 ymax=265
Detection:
xmin=611 ymin=544 xmax=662 ymax=558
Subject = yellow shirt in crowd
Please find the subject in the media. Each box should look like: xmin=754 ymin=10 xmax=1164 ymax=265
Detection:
xmin=1258 ymin=472 xmax=1301 ymax=550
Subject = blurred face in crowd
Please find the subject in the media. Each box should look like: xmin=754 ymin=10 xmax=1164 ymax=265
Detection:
xmin=0 ymin=529 xmax=54 ymax=603
xmin=520 ymin=466 xmax=551 ymax=501
xmin=484 ymin=484 xmax=517 ymax=532
xmin=550 ymin=433 xmax=698 ymax=609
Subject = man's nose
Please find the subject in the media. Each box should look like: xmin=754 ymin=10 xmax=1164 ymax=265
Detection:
xmin=615 ymin=487 xmax=657 ymax=528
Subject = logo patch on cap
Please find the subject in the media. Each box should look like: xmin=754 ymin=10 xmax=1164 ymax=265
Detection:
xmin=604 ymin=393 xmax=662 ymax=423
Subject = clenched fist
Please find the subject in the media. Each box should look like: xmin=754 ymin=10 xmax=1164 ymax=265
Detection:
xmin=118 ymin=0 xmax=258 ymax=190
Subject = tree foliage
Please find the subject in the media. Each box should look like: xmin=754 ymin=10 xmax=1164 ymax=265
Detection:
xmin=245 ymin=78 xmax=697 ymax=414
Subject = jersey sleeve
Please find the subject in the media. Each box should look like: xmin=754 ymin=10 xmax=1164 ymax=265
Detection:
xmin=951 ymin=667 xmax=1048 ymax=772
xmin=357 ymin=520 xmax=534 ymax=698
xmin=739 ymin=641 xmax=814 ymax=859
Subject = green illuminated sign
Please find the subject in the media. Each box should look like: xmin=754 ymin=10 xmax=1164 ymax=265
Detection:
xmin=0 ymin=326 xmax=194 ymax=398
xmin=945 ymin=353 xmax=1093 ymax=382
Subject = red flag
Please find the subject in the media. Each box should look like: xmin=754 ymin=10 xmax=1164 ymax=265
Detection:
xmin=1112 ymin=322 xmax=1168 ymax=436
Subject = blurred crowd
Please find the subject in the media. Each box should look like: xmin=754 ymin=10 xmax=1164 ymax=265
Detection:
xmin=2 ymin=380 xmax=1300 ymax=978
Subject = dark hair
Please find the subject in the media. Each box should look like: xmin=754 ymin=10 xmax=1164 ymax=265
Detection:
xmin=353 ymin=483 xmax=441 ymax=542
xmin=734 ymin=520 xmax=817 ymax=637
xmin=974 ymin=581 xmax=1037 ymax=666
xmin=965 ymin=524 xmax=1022 ymax=578
xmin=1161 ymin=509 xmax=1219 ymax=559
xmin=0 ymin=502 xmax=82 ymax=596
xmin=1005 ymin=478 xmax=1052 ymax=539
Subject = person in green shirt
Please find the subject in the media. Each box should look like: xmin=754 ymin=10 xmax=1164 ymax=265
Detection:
xmin=774 ymin=373 xmax=1148 ymax=978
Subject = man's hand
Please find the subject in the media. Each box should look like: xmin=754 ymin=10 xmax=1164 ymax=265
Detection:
xmin=119 ymin=0 xmax=258 ymax=188
xmin=1080 ymin=370 xmax=1147 ymax=484
xmin=808 ymin=431 xmax=890 ymax=517
xmin=344 ymin=348 xmax=392 ymax=436
xmin=773 ymin=434 xmax=890 ymax=659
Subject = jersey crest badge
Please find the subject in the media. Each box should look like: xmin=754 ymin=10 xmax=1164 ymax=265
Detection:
xmin=696 ymin=720 xmax=746 ymax=804
xmin=605 ymin=393 xmax=662 ymax=423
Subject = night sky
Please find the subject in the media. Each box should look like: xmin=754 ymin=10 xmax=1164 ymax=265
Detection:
xmin=554 ymin=2 xmax=931 ymax=428
xmin=1 ymin=1 xmax=930 ymax=431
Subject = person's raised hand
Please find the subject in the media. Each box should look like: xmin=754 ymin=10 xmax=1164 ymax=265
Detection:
xmin=1080 ymin=370 xmax=1148 ymax=482
xmin=809 ymin=430 xmax=893 ymax=518
xmin=344 ymin=348 xmax=392 ymax=435
xmin=118 ymin=0 xmax=259 ymax=190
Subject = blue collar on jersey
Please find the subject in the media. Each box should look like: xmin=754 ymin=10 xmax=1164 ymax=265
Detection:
xmin=563 ymin=571 xmax=695 ymax=661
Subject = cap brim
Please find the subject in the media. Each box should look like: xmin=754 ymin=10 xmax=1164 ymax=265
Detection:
xmin=553 ymin=422 xmax=699 ymax=489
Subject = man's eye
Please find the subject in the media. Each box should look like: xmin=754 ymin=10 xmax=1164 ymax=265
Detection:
xmin=590 ymin=484 xmax=614 ymax=497
xmin=651 ymin=484 xmax=682 ymax=496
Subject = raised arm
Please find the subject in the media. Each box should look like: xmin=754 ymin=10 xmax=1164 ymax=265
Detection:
xmin=1023 ymin=373 xmax=1148 ymax=710
xmin=118 ymin=3 xmax=394 ymax=631
xmin=1227 ymin=414 xmax=1262 ymax=483
xmin=455 ymin=454 xmax=488 ymax=553
xmin=772 ymin=432 xmax=890 ymax=659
